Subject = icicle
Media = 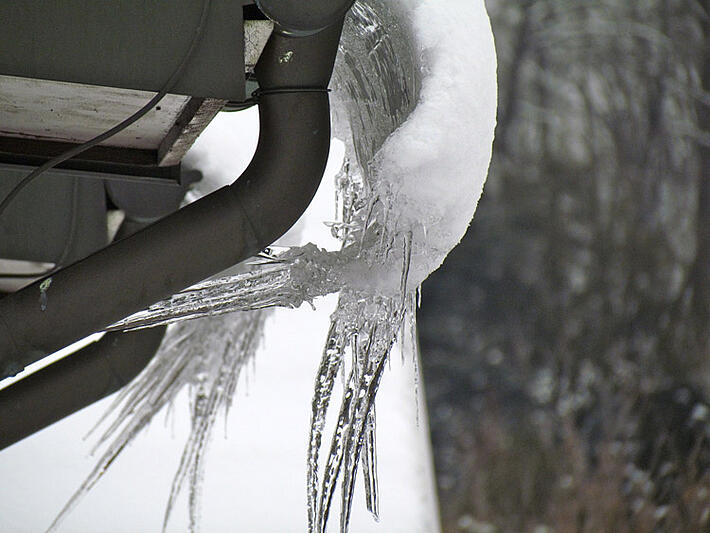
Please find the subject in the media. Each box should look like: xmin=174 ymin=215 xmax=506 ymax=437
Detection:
xmin=402 ymin=295 xmax=421 ymax=425
xmin=399 ymin=232 xmax=413 ymax=309
xmin=107 ymin=245 xmax=355 ymax=331
xmin=47 ymin=0 xmax=498 ymax=530
xmin=54 ymin=312 xmax=265 ymax=533
xmin=310 ymin=293 xmax=406 ymax=533
xmin=47 ymin=416 xmax=148 ymax=532
xmin=361 ymin=409 xmax=379 ymax=521
xmin=307 ymin=320 xmax=347 ymax=533
xmin=336 ymin=322 xmax=377 ymax=532
xmin=338 ymin=320 xmax=396 ymax=533
xmin=315 ymin=365 xmax=357 ymax=533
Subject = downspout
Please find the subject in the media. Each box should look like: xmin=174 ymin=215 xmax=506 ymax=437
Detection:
xmin=0 ymin=218 xmax=168 ymax=451
xmin=0 ymin=20 xmax=344 ymax=378
xmin=0 ymin=327 xmax=166 ymax=450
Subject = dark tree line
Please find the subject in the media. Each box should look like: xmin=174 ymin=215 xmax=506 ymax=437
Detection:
xmin=419 ymin=1 xmax=710 ymax=531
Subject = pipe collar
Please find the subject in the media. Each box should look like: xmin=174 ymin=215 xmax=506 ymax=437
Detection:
xmin=256 ymin=0 xmax=354 ymax=35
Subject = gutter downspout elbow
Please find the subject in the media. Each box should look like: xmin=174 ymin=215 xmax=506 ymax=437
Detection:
xmin=0 ymin=21 xmax=344 ymax=378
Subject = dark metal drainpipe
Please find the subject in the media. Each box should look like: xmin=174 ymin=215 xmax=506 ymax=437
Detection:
xmin=0 ymin=327 xmax=166 ymax=450
xmin=0 ymin=21 xmax=344 ymax=379
xmin=0 ymin=217 xmax=168 ymax=451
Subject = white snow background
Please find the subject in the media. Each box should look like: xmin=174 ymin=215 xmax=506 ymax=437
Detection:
xmin=0 ymin=0 xmax=496 ymax=531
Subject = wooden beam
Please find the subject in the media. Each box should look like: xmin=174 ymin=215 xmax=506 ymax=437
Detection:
xmin=158 ymin=98 xmax=226 ymax=167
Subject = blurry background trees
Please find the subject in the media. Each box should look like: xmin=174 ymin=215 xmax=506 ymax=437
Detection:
xmin=418 ymin=1 xmax=710 ymax=531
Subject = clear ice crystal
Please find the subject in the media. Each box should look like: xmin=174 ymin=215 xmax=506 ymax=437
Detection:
xmin=56 ymin=0 xmax=463 ymax=530
xmin=309 ymin=266 xmax=413 ymax=533
xmin=108 ymin=245 xmax=346 ymax=331
xmin=49 ymin=312 xmax=265 ymax=533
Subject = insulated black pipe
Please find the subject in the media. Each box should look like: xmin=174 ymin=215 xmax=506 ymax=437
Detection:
xmin=0 ymin=327 xmax=166 ymax=450
xmin=0 ymin=21 xmax=343 ymax=378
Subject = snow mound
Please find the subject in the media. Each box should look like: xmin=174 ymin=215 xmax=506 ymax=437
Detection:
xmin=342 ymin=0 xmax=497 ymax=289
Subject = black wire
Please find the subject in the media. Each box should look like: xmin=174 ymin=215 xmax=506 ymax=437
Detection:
xmin=0 ymin=0 xmax=212 ymax=279
xmin=251 ymin=87 xmax=331 ymax=98
xmin=221 ymin=87 xmax=331 ymax=112
xmin=0 ymin=0 xmax=212 ymax=223
xmin=54 ymin=177 xmax=80 ymax=267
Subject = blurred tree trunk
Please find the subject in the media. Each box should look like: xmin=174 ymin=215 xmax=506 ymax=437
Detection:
xmin=692 ymin=0 xmax=710 ymax=342
xmin=496 ymin=0 xmax=533 ymax=155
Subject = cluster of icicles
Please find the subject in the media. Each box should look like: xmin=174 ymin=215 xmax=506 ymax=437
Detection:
xmin=49 ymin=3 xmax=424 ymax=533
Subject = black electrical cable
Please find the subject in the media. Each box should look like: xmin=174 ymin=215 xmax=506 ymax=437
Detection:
xmin=252 ymin=86 xmax=331 ymax=98
xmin=0 ymin=0 xmax=212 ymax=223
xmin=220 ymin=86 xmax=331 ymax=112
xmin=53 ymin=178 xmax=81 ymax=267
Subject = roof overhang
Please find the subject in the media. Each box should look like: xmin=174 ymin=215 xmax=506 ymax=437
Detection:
xmin=0 ymin=1 xmax=272 ymax=182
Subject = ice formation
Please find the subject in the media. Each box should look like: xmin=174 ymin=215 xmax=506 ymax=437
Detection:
xmin=48 ymin=311 xmax=266 ymax=532
xmin=52 ymin=0 xmax=496 ymax=531
xmin=110 ymin=0 xmax=497 ymax=329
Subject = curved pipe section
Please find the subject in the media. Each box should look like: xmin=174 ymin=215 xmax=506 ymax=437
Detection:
xmin=0 ymin=22 xmax=343 ymax=378
xmin=0 ymin=327 xmax=166 ymax=450
xmin=256 ymin=0 xmax=355 ymax=35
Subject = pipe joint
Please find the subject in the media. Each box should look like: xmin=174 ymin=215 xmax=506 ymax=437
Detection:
xmin=256 ymin=0 xmax=354 ymax=35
